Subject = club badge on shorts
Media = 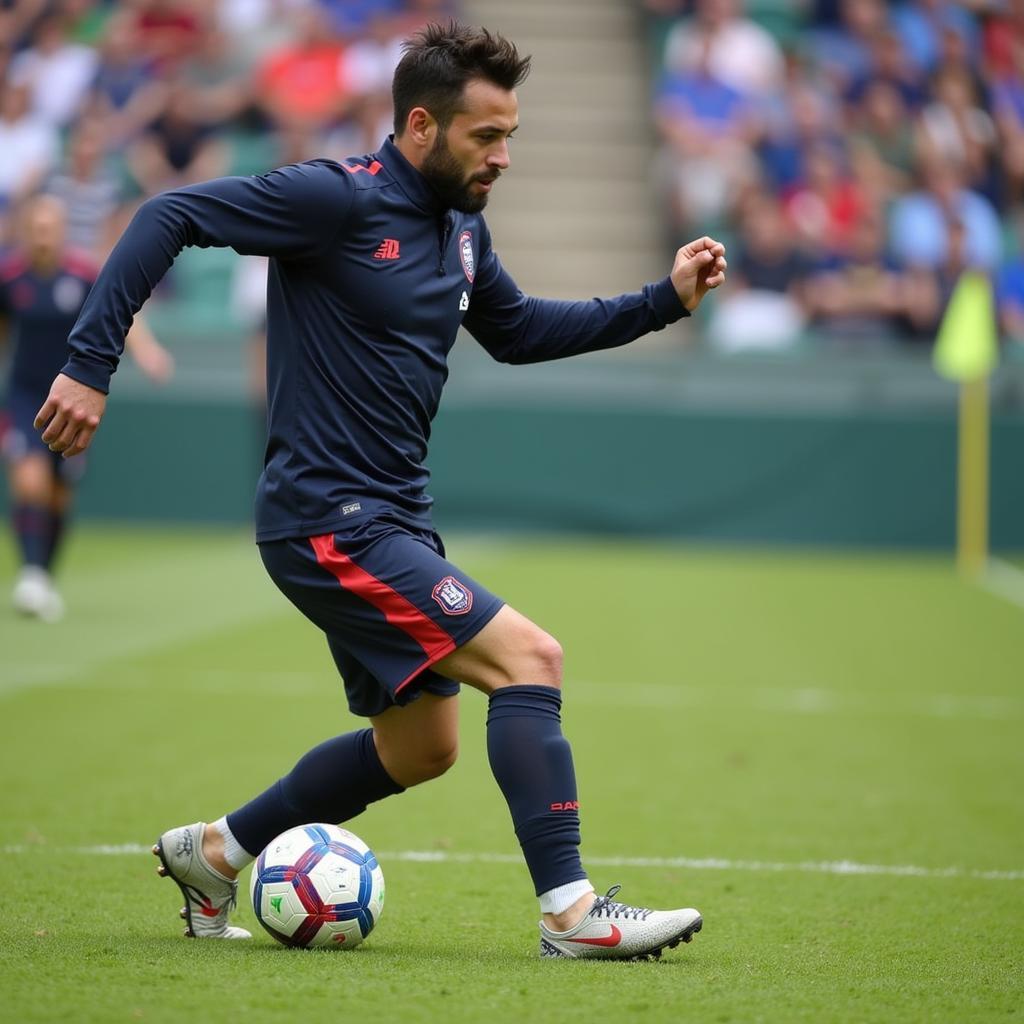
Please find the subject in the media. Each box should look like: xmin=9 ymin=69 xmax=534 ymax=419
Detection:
xmin=432 ymin=575 xmax=473 ymax=615
xmin=459 ymin=231 xmax=475 ymax=283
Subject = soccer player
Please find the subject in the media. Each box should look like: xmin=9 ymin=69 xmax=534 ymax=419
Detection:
xmin=35 ymin=23 xmax=727 ymax=958
xmin=2 ymin=194 xmax=172 ymax=621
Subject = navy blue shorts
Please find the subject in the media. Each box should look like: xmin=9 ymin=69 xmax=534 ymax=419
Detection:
xmin=1 ymin=390 xmax=87 ymax=484
xmin=259 ymin=515 xmax=505 ymax=718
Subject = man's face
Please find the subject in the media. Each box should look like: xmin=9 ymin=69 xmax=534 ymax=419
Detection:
xmin=25 ymin=201 xmax=66 ymax=263
xmin=421 ymin=79 xmax=518 ymax=213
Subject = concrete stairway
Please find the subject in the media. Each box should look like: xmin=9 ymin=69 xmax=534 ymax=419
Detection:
xmin=461 ymin=0 xmax=667 ymax=300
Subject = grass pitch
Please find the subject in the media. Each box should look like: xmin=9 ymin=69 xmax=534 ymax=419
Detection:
xmin=1 ymin=526 xmax=1022 ymax=1023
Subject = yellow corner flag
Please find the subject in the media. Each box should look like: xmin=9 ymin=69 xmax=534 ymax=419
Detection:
xmin=933 ymin=270 xmax=998 ymax=382
xmin=932 ymin=270 xmax=1000 ymax=577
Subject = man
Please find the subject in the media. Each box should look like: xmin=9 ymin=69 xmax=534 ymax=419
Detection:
xmin=36 ymin=23 xmax=727 ymax=959
xmin=2 ymin=194 xmax=171 ymax=621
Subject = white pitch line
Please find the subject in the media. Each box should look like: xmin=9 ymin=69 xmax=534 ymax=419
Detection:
xmin=55 ymin=673 xmax=1024 ymax=721
xmin=2 ymin=844 xmax=1020 ymax=882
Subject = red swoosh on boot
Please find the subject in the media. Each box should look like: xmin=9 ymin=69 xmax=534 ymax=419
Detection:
xmin=568 ymin=924 xmax=622 ymax=947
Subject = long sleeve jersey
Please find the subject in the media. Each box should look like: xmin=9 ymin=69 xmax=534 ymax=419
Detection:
xmin=61 ymin=138 xmax=688 ymax=541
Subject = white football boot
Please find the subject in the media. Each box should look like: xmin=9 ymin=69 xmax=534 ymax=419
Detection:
xmin=539 ymin=885 xmax=702 ymax=960
xmin=12 ymin=566 xmax=64 ymax=622
xmin=153 ymin=822 xmax=251 ymax=939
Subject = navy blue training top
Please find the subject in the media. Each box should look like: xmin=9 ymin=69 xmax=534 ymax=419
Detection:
xmin=1 ymin=251 xmax=96 ymax=397
xmin=61 ymin=138 xmax=688 ymax=542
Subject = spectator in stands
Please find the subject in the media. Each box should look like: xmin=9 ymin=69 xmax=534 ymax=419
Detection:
xmin=707 ymin=191 xmax=808 ymax=351
xmin=179 ymin=26 xmax=252 ymax=130
xmin=782 ymin=141 xmax=865 ymax=258
xmin=891 ymin=0 xmax=979 ymax=77
xmin=44 ymin=115 xmax=124 ymax=260
xmin=43 ymin=116 xmax=123 ymax=259
xmin=8 ymin=11 xmax=98 ymax=128
xmin=126 ymin=78 xmax=228 ymax=196
xmin=0 ymin=80 xmax=59 ymax=239
xmin=934 ymin=19 xmax=988 ymax=102
xmin=844 ymin=26 xmax=926 ymax=111
xmin=889 ymin=157 xmax=1002 ymax=272
xmin=804 ymin=0 xmax=889 ymax=95
xmin=655 ymin=36 xmax=758 ymax=231
xmin=87 ymin=12 xmax=167 ymax=145
xmin=756 ymin=54 xmax=841 ymax=193
xmin=342 ymin=12 xmax=406 ymax=152
xmin=802 ymin=208 xmax=937 ymax=346
xmin=130 ymin=0 xmax=206 ymax=75
xmin=662 ymin=0 xmax=785 ymax=98
xmin=983 ymin=0 xmax=1024 ymax=82
xmin=216 ymin=0 xmax=310 ymax=65
xmin=918 ymin=65 xmax=998 ymax=202
xmin=990 ymin=32 xmax=1024 ymax=206
xmin=255 ymin=7 xmax=353 ymax=138
xmin=847 ymin=79 xmax=916 ymax=204
xmin=317 ymin=0 xmax=403 ymax=40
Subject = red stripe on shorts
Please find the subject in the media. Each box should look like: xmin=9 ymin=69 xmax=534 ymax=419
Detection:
xmin=309 ymin=534 xmax=456 ymax=688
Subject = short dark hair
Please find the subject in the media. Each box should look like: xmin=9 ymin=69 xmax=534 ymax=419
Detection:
xmin=392 ymin=21 xmax=531 ymax=135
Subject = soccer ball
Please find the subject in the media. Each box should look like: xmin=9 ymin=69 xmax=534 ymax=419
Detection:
xmin=249 ymin=823 xmax=385 ymax=948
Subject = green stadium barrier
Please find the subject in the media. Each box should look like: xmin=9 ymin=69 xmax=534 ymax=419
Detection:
xmin=3 ymin=347 xmax=1022 ymax=548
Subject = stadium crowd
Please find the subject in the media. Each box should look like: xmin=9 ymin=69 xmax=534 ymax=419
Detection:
xmin=645 ymin=0 xmax=1024 ymax=351
xmin=1 ymin=0 xmax=1020 ymax=356
xmin=0 ymin=0 xmax=454 ymax=261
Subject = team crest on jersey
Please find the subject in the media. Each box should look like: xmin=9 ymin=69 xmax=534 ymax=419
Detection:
xmin=54 ymin=276 xmax=85 ymax=313
xmin=458 ymin=231 xmax=474 ymax=282
xmin=432 ymin=575 xmax=473 ymax=615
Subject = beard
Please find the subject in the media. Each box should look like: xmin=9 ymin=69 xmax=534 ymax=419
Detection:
xmin=421 ymin=132 xmax=497 ymax=214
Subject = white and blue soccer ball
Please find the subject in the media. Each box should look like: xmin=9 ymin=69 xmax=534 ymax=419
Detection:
xmin=249 ymin=823 xmax=385 ymax=948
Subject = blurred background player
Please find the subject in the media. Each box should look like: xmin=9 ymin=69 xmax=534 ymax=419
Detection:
xmin=1 ymin=194 xmax=172 ymax=620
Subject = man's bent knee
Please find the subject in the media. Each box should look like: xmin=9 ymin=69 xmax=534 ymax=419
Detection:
xmin=375 ymin=734 xmax=458 ymax=788
xmin=522 ymin=631 xmax=563 ymax=688
xmin=412 ymin=742 xmax=458 ymax=783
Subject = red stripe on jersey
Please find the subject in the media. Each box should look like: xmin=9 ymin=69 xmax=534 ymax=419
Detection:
xmin=309 ymin=534 xmax=456 ymax=683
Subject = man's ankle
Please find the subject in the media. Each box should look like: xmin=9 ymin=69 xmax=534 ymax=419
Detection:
xmin=202 ymin=822 xmax=239 ymax=880
xmin=542 ymin=890 xmax=596 ymax=933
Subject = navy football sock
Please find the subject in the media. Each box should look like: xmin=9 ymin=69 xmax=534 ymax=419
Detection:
xmin=13 ymin=502 xmax=50 ymax=568
xmin=227 ymin=728 xmax=404 ymax=856
xmin=487 ymin=685 xmax=587 ymax=896
xmin=44 ymin=511 xmax=67 ymax=571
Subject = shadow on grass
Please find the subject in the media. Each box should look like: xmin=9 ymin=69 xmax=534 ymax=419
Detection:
xmin=132 ymin=934 xmax=701 ymax=970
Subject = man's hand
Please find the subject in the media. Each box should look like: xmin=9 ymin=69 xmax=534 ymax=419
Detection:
xmin=33 ymin=373 xmax=107 ymax=458
xmin=671 ymin=236 xmax=728 ymax=312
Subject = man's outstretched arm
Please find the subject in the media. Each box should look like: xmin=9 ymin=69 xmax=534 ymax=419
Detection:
xmin=464 ymin=235 xmax=727 ymax=365
xmin=36 ymin=162 xmax=356 ymax=457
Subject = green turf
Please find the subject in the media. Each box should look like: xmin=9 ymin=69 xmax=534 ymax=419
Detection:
xmin=1 ymin=527 xmax=1022 ymax=1023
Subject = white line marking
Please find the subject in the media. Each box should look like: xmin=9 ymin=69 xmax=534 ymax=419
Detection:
xmin=3 ymin=844 xmax=1020 ymax=881
xmin=572 ymin=683 xmax=1024 ymax=721
xmin=981 ymin=558 xmax=1024 ymax=612
xmin=46 ymin=671 xmax=1024 ymax=722
xmin=1 ymin=540 xmax=286 ymax=696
